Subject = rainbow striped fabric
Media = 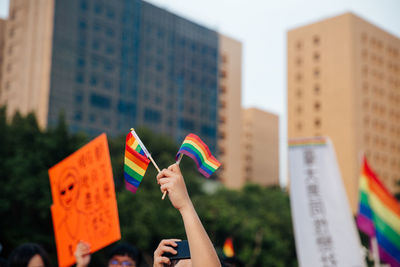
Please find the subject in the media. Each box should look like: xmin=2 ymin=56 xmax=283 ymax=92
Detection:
xmin=356 ymin=157 xmax=400 ymax=266
xmin=176 ymin=133 xmax=221 ymax=178
xmin=124 ymin=131 xmax=150 ymax=193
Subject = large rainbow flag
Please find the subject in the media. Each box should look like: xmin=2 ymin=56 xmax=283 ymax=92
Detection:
xmin=356 ymin=157 xmax=400 ymax=266
xmin=124 ymin=130 xmax=150 ymax=193
xmin=176 ymin=133 xmax=221 ymax=178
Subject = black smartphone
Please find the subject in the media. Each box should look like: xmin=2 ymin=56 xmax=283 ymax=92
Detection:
xmin=163 ymin=240 xmax=191 ymax=260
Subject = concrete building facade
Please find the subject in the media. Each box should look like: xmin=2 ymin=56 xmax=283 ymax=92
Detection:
xmin=217 ymin=34 xmax=243 ymax=188
xmin=0 ymin=0 xmax=219 ymax=152
xmin=242 ymin=108 xmax=279 ymax=186
xmin=287 ymin=12 xmax=400 ymax=212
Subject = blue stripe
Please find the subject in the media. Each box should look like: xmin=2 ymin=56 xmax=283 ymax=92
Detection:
xmin=124 ymin=172 xmax=141 ymax=187
xmin=376 ymin=230 xmax=400 ymax=262
xmin=179 ymin=147 xmax=214 ymax=173
xmin=359 ymin=202 xmax=373 ymax=220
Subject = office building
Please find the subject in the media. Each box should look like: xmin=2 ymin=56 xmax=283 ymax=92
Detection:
xmin=242 ymin=108 xmax=279 ymax=186
xmin=0 ymin=0 xmax=219 ymax=152
xmin=287 ymin=12 xmax=400 ymax=212
xmin=217 ymin=34 xmax=243 ymax=188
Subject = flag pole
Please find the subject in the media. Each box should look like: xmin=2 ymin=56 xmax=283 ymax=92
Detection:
xmin=371 ymin=237 xmax=380 ymax=267
xmin=161 ymin=154 xmax=184 ymax=200
xmin=130 ymin=128 xmax=163 ymax=198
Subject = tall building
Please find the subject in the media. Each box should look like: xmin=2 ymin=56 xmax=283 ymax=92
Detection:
xmin=217 ymin=34 xmax=243 ymax=188
xmin=0 ymin=0 xmax=54 ymax=128
xmin=0 ymin=0 xmax=220 ymax=152
xmin=287 ymin=12 xmax=400 ymax=212
xmin=242 ymin=108 xmax=279 ymax=186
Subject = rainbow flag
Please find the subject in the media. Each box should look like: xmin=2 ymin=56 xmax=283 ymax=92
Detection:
xmin=124 ymin=130 xmax=150 ymax=193
xmin=223 ymin=237 xmax=234 ymax=258
xmin=356 ymin=157 xmax=400 ymax=266
xmin=176 ymin=133 xmax=221 ymax=178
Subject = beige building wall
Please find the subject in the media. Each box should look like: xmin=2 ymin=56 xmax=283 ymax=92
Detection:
xmin=218 ymin=34 xmax=244 ymax=188
xmin=287 ymin=12 xmax=400 ymax=212
xmin=0 ymin=0 xmax=54 ymax=128
xmin=0 ymin=19 xmax=6 ymax=91
xmin=243 ymin=108 xmax=279 ymax=186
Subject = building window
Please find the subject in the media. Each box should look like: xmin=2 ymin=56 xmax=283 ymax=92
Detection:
xmin=314 ymin=102 xmax=321 ymax=111
xmin=314 ymin=68 xmax=320 ymax=78
xmin=314 ymin=118 xmax=321 ymax=128
xmin=314 ymin=84 xmax=320 ymax=94
xmin=296 ymin=41 xmax=302 ymax=50
xmin=90 ymin=93 xmax=111 ymax=109
xmin=297 ymin=122 xmax=302 ymax=131
xmin=313 ymin=35 xmax=320 ymax=45
xmin=313 ymin=52 xmax=320 ymax=61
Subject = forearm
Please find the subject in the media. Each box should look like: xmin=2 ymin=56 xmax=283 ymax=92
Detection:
xmin=180 ymin=202 xmax=221 ymax=267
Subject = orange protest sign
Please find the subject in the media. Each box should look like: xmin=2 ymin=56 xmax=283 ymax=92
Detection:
xmin=49 ymin=133 xmax=121 ymax=267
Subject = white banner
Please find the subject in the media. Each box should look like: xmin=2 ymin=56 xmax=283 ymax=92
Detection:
xmin=288 ymin=137 xmax=365 ymax=267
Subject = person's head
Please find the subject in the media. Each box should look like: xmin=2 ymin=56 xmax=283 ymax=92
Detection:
xmin=8 ymin=243 xmax=51 ymax=267
xmin=108 ymin=243 xmax=141 ymax=267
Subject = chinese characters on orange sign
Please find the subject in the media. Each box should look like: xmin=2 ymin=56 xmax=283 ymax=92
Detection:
xmin=49 ymin=134 xmax=121 ymax=267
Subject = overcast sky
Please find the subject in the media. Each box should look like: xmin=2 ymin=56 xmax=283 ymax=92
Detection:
xmin=1 ymin=0 xmax=399 ymax=185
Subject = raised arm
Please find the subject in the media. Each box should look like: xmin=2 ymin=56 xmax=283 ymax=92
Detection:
xmin=157 ymin=164 xmax=221 ymax=267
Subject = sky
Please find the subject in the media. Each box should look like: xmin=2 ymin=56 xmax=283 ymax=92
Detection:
xmin=0 ymin=0 xmax=399 ymax=185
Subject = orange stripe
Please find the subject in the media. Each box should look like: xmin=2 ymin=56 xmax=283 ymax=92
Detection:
xmin=366 ymin=173 xmax=400 ymax=216
xmin=125 ymin=149 xmax=149 ymax=169
xmin=186 ymin=135 xmax=220 ymax=165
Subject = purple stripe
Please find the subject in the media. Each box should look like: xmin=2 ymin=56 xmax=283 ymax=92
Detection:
xmin=125 ymin=180 xmax=138 ymax=193
xmin=379 ymin=244 xmax=400 ymax=267
xmin=356 ymin=214 xmax=375 ymax=237
xmin=178 ymin=150 xmax=212 ymax=178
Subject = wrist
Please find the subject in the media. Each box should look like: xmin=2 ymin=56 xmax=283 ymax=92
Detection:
xmin=179 ymin=200 xmax=195 ymax=217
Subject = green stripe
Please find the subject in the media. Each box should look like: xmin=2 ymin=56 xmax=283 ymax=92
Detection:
xmin=124 ymin=165 xmax=144 ymax=182
xmin=181 ymin=143 xmax=214 ymax=172
xmin=360 ymin=190 xmax=369 ymax=206
xmin=373 ymin=206 xmax=400 ymax=251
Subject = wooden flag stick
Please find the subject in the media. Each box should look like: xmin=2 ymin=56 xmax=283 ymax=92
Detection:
xmin=161 ymin=154 xmax=184 ymax=200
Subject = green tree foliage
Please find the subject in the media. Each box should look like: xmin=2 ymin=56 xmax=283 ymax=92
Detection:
xmin=0 ymin=109 xmax=297 ymax=266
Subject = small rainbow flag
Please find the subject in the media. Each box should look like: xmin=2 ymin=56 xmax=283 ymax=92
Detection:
xmin=223 ymin=237 xmax=234 ymax=258
xmin=124 ymin=130 xmax=150 ymax=193
xmin=356 ymin=157 xmax=400 ymax=266
xmin=176 ymin=133 xmax=221 ymax=178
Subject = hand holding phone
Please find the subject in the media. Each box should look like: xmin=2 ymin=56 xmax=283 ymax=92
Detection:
xmin=162 ymin=240 xmax=190 ymax=260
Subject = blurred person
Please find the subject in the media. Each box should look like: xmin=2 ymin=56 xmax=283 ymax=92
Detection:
xmin=154 ymin=163 xmax=221 ymax=267
xmin=8 ymin=243 xmax=51 ymax=267
xmin=75 ymin=241 xmax=141 ymax=267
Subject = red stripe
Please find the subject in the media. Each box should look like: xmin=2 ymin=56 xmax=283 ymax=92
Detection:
xmin=186 ymin=134 xmax=220 ymax=166
xmin=363 ymin=158 xmax=400 ymax=216
xmin=125 ymin=145 xmax=149 ymax=166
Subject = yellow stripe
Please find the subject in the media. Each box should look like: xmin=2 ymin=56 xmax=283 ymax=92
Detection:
xmin=132 ymin=140 xmax=139 ymax=150
xmin=125 ymin=157 xmax=146 ymax=176
xmin=359 ymin=174 xmax=368 ymax=191
xmin=369 ymin=192 xmax=400 ymax=233
xmin=185 ymin=140 xmax=219 ymax=169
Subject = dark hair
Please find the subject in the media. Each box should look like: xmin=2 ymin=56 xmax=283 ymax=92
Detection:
xmin=8 ymin=243 xmax=51 ymax=267
xmin=108 ymin=243 xmax=141 ymax=266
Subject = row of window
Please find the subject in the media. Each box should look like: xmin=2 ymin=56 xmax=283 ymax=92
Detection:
xmin=361 ymin=33 xmax=399 ymax=57
xmin=295 ymin=35 xmax=320 ymax=50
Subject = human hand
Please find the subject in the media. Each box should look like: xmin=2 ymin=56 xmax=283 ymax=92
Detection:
xmin=75 ymin=241 xmax=91 ymax=267
xmin=157 ymin=164 xmax=191 ymax=212
xmin=153 ymin=239 xmax=180 ymax=267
